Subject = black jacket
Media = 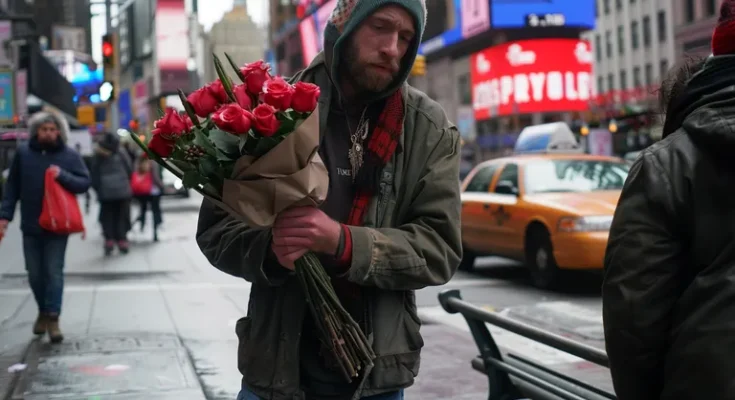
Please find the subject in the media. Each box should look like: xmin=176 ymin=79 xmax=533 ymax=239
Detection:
xmin=603 ymin=55 xmax=735 ymax=400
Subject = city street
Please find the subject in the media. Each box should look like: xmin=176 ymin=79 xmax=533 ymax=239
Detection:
xmin=0 ymin=194 xmax=611 ymax=400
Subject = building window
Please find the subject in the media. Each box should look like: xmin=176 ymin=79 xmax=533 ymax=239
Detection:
xmin=660 ymin=59 xmax=669 ymax=80
xmin=620 ymin=70 xmax=627 ymax=90
xmin=657 ymin=11 xmax=667 ymax=43
xmin=645 ymin=63 xmax=653 ymax=86
xmin=631 ymin=20 xmax=639 ymax=49
xmin=705 ymin=0 xmax=717 ymax=16
xmin=633 ymin=66 xmax=641 ymax=88
xmin=616 ymin=0 xmax=622 ymax=11
xmin=685 ymin=0 xmax=695 ymax=23
xmin=642 ymin=16 xmax=651 ymax=47
xmin=596 ymin=34 xmax=602 ymax=61
xmin=606 ymin=30 xmax=613 ymax=58
xmin=598 ymin=76 xmax=605 ymax=94
xmin=604 ymin=0 xmax=610 ymax=15
xmin=608 ymin=73 xmax=615 ymax=91
xmin=617 ymin=25 xmax=625 ymax=54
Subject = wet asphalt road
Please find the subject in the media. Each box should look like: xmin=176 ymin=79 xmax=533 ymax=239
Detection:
xmin=0 ymin=193 xmax=606 ymax=399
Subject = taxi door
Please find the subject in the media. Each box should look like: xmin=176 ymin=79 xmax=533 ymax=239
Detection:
xmin=460 ymin=163 xmax=499 ymax=254
xmin=485 ymin=162 xmax=524 ymax=258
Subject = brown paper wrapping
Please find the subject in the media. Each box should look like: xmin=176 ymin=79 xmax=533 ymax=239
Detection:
xmin=213 ymin=108 xmax=329 ymax=228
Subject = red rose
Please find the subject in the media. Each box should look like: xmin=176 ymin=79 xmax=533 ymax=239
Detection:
xmin=152 ymin=108 xmax=189 ymax=139
xmin=148 ymin=135 xmax=175 ymax=157
xmin=263 ymin=77 xmax=294 ymax=111
xmin=251 ymin=104 xmax=280 ymax=137
xmin=209 ymin=79 xmax=228 ymax=102
xmin=291 ymin=82 xmax=321 ymax=113
xmin=212 ymin=103 xmax=253 ymax=134
xmin=181 ymin=112 xmax=195 ymax=131
xmin=232 ymin=84 xmax=252 ymax=110
xmin=240 ymin=60 xmax=272 ymax=95
xmin=187 ymin=85 xmax=220 ymax=118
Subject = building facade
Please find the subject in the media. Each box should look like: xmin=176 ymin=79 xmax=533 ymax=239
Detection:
xmin=674 ymin=0 xmax=721 ymax=59
xmin=583 ymin=0 xmax=677 ymax=108
xmin=209 ymin=3 xmax=266 ymax=80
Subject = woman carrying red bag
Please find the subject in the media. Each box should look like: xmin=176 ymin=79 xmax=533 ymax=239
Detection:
xmin=0 ymin=112 xmax=90 ymax=344
xmin=131 ymin=155 xmax=164 ymax=242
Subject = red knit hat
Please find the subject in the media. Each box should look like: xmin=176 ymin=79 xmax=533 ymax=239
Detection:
xmin=712 ymin=0 xmax=735 ymax=55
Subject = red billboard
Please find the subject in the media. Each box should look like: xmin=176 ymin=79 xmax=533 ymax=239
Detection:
xmin=470 ymin=38 xmax=593 ymax=120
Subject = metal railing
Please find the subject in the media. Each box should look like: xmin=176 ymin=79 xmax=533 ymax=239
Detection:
xmin=438 ymin=289 xmax=616 ymax=400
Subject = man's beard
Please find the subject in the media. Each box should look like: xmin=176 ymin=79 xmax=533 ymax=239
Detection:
xmin=342 ymin=42 xmax=398 ymax=94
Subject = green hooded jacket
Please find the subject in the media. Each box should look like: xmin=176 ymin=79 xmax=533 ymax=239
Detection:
xmin=196 ymin=1 xmax=462 ymax=399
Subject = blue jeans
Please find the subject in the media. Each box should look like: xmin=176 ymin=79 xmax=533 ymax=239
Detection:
xmin=22 ymin=234 xmax=69 ymax=315
xmin=236 ymin=388 xmax=404 ymax=400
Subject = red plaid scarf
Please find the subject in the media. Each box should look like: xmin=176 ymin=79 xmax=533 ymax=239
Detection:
xmin=332 ymin=89 xmax=404 ymax=302
xmin=346 ymin=89 xmax=404 ymax=226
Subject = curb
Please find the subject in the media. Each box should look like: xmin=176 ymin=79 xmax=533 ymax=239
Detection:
xmin=1 ymin=339 xmax=37 ymax=400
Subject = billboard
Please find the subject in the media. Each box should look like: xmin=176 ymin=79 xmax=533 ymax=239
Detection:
xmin=156 ymin=0 xmax=190 ymax=94
xmin=470 ymin=38 xmax=593 ymax=120
xmin=491 ymin=0 xmax=595 ymax=29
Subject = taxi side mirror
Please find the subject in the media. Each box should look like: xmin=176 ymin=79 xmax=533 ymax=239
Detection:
xmin=495 ymin=180 xmax=518 ymax=196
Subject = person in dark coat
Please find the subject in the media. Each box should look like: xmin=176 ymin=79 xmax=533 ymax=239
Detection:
xmin=131 ymin=154 xmax=164 ymax=242
xmin=602 ymin=3 xmax=735 ymax=399
xmin=0 ymin=111 xmax=91 ymax=344
xmin=91 ymin=131 xmax=133 ymax=255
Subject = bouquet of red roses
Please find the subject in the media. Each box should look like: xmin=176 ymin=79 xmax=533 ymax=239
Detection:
xmin=130 ymin=54 xmax=375 ymax=381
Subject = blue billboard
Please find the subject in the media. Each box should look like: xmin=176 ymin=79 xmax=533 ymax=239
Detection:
xmin=118 ymin=90 xmax=132 ymax=129
xmin=491 ymin=0 xmax=595 ymax=30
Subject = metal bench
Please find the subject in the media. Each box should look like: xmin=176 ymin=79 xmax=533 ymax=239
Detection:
xmin=438 ymin=289 xmax=616 ymax=400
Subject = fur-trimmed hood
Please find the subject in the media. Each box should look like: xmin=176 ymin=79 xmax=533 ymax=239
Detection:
xmin=27 ymin=111 xmax=69 ymax=143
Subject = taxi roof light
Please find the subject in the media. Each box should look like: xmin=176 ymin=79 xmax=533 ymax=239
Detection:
xmin=514 ymin=122 xmax=585 ymax=155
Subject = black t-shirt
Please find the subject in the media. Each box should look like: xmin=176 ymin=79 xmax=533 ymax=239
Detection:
xmin=299 ymin=97 xmax=382 ymax=399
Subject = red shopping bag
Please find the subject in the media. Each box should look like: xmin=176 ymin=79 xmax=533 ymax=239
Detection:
xmin=131 ymin=171 xmax=153 ymax=196
xmin=39 ymin=168 xmax=85 ymax=237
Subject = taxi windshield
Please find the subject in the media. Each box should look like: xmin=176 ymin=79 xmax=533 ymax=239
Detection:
xmin=524 ymin=159 xmax=630 ymax=194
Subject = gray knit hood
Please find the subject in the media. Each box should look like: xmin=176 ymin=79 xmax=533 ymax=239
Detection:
xmin=27 ymin=111 xmax=69 ymax=143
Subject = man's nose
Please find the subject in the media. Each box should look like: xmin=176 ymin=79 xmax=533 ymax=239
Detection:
xmin=379 ymin=33 xmax=401 ymax=59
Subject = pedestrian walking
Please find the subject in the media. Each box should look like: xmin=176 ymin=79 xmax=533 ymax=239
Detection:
xmin=602 ymin=2 xmax=735 ymax=399
xmin=91 ymin=131 xmax=133 ymax=256
xmin=0 ymin=111 xmax=91 ymax=343
xmin=197 ymin=1 xmax=462 ymax=399
xmin=131 ymin=155 xmax=164 ymax=242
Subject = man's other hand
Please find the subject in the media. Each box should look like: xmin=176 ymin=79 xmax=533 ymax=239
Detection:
xmin=49 ymin=165 xmax=61 ymax=178
xmin=271 ymin=207 xmax=341 ymax=269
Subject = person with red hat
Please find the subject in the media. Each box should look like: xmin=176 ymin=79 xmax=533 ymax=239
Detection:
xmin=603 ymin=1 xmax=735 ymax=399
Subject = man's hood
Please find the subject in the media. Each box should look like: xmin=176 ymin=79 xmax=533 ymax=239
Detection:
xmin=666 ymin=55 xmax=735 ymax=159
xmin=321 ymin=0 xmax=426 ymax=105
xmin=27 ymin=111 xmax=69 ymax=142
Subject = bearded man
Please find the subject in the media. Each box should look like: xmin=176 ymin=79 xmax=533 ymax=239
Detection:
xmin=196 ymin=1 xmax=462 ymax=399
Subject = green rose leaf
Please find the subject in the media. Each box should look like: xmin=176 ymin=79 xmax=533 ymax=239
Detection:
xmin=209 ymin=128 xmax=241 ymax=158
xmin=192 ymin=128 xmax=217 ymax=155
xmin=251 ymin=135 xmax=286 ymax=158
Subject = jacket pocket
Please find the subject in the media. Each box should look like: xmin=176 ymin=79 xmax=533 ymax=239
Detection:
xmin=235 ymin=316 xmax=252 ymax=376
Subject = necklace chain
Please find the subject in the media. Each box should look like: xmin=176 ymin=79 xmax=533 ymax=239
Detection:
xmin=347 ymin=107 xmax=369 ymax=182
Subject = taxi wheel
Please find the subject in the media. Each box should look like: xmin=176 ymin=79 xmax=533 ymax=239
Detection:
xmin=459 ymin=247 xmax=477 ymax=272
xmin=526 ymin=229 xmax=560 ymax=289
xmin=459 ymin=245 xmax=477 ymax=272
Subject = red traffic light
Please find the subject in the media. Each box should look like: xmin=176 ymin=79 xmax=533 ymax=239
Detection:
xmin=102 ymin=41 xmax=113 ymax=58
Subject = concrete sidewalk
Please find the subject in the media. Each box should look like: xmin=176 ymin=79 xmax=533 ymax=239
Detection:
xmin=0 ymin=196 xmax=490 ymax=400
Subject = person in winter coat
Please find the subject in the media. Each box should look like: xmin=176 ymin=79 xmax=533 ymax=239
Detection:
xmin=131 ymin=155 xmax=164 ymax=242
xmin=602 ymin=3 xmax=735 ymax=399
xmin=91 ymin=131 xmax=133 ymax=255
xmin=197 ymin=1 xmax=461 ymax=399
xmin=0 ymin=111 xmax=91 ymax=344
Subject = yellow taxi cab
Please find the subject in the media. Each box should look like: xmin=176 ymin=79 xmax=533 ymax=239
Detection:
xmin=460 ymin=122 xmax=630 ymax=288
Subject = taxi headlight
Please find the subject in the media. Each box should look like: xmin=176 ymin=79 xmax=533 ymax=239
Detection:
xmin=558 ymin=216 xmax=613 ymax=232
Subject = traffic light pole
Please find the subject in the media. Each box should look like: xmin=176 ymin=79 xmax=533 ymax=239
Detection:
xmin=105 ymin=0 xmax=119 ymax=133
